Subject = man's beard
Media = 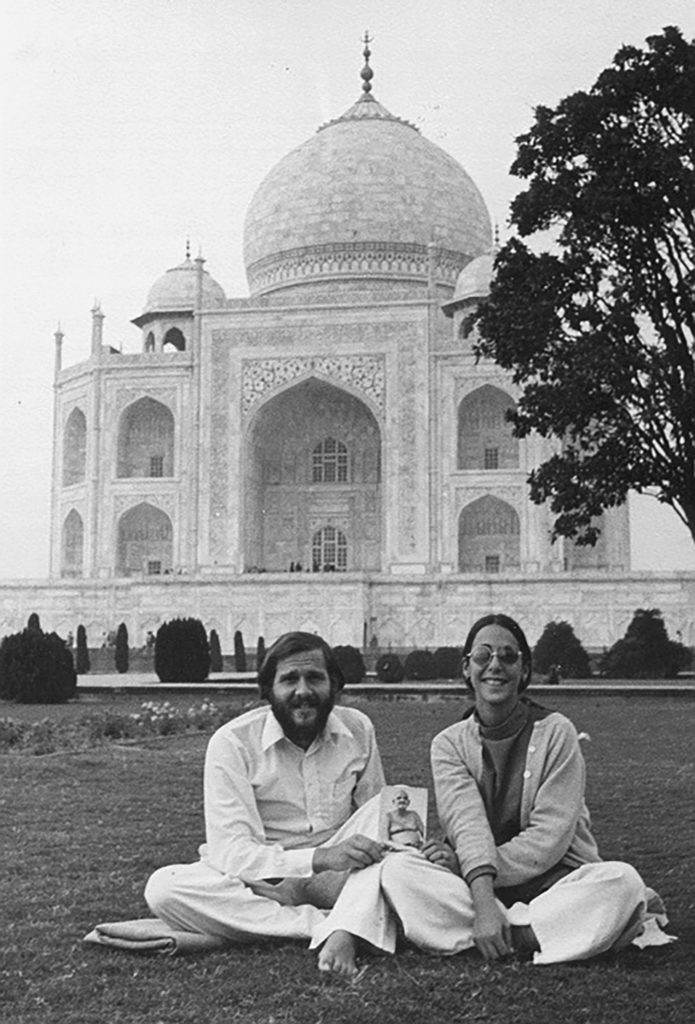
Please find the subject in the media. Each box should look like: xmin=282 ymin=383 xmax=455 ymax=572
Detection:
xmin=269 ymin=691 xmax=335 ymax=747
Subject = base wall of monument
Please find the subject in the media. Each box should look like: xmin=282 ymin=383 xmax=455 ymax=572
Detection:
xmin=1 ymin=572 xmax=693 ymax=652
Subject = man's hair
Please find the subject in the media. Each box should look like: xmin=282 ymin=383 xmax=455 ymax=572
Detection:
xmin=461 ymin=613 xmax=533 ymax=692
xmin=257 ymin=631 xmax=346 ymax=699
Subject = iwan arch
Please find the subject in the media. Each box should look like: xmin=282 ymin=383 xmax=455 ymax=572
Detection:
xmin=14 ymin=47 xmax=691 ymax=652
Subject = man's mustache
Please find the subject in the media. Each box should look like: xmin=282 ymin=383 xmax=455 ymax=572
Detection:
xmin=288 ymin=694 xmax=321 ymax=708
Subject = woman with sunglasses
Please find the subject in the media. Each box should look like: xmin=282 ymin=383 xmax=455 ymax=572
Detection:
xmin=379 ymin=613 xmax=667 ymax=964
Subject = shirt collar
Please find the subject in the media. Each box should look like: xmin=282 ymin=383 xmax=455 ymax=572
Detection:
xmin=260 ymin=706 xmax=350 ymax=752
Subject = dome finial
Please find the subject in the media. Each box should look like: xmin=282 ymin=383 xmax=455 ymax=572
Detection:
xmin=185 ymin=237 xmax=191 ymax=260
xmin=360 ymin=30 xmax=374 ymax=95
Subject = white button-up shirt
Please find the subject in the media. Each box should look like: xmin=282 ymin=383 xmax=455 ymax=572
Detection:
xmin=200 ymin=704 xmax=384 ymax=882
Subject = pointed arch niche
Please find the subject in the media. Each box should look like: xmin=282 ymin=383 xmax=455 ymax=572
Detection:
xmin=457 ymin=385 xmax=518 ymax=470
xmin=116 ymin=502 xmax=173 ymax=576
xmin=117 ymin=397 xmax=174 ymax=478
xmin=61 ymin=509 xmax=84 ymax=577
xmin=243 ymin=378 xmax=381 ymax=572
xmin=62 ymin=407 xmax=87 ymax=486
xmin=458 ymin=495 xmax=520 ymax=573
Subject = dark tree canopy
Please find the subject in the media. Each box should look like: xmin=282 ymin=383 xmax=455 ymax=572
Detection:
xmin=474 ymin=27 xmax=695 ymax=545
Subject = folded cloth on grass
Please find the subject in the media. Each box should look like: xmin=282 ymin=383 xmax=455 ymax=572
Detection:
xmin=84 ymin=918 xmax=227 ymax=956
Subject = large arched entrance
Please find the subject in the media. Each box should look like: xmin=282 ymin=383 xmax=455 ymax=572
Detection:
xmin=116 ymin=502 xmax=173 ymax=576
xmin=244 ymin=378 xmax=382 ymax=572
xmin=458 ymin=495 xmax=520 ymax=573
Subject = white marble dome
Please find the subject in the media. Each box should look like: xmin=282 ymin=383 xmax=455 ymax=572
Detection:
xmin=143 ymin=257 xmax=227 ymax=314
xmin=243 ymin=93 xmax=492 ymax=297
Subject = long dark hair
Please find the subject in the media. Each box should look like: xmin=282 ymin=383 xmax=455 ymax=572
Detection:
xmin=257 ymin=631 xmax=345 ymax=699
xmin=462 ymin=613 xmax=532 ymax=692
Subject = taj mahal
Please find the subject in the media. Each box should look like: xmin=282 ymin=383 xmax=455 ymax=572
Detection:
xmin=7 ymin=44 xmax=690 ymax=651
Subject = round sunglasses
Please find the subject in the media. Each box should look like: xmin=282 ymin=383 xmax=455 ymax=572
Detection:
xmin=468 ymin=643 xmax=522 ymax=667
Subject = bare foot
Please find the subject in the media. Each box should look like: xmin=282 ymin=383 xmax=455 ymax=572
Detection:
xmin=317 ymin=930 xmax=358 ymax=978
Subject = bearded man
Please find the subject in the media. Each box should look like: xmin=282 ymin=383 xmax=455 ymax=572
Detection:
xmin=145 ymin=631 xmax=392 ymax=971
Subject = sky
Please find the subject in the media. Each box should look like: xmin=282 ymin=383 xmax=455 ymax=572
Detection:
xmin=1 ymin=0 xmax=694 ymax=579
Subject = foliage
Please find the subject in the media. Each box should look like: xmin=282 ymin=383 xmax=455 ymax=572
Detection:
xmin=474 ymin=27 xmax=695 ymax=545
xmin=332 ymin=644 xmax=365 ymax=685
xmin=115 ymin=622 xmax=129 ymax=673
xmin=375 ymin=653 xmax=405 ymax=683
xmin=26 ymin=612 xmax=41 ymax=632
xmin=75 ymin=623 xmax=90 ymax=674
xmin=433 ymin=647 xmax=464 ymax=680
xmin=154 ymin=618 xmax=211 ymax=682
xmin=209 ymin=629 xmax=223 ymax=673
xmin=533 ymin=621 xmax=591 ymax=678
xmin=256 ymin=635 xmax=266 ymax=672
xmin=234 ymin=629 xmax=247 ymax=672
xmin=403 ymin=649 xmax=437 ymax=681
xmin=0 ymin=628 xmax=76 ymax=704
xmin=602 ymin=608 xmax=690 ymax=678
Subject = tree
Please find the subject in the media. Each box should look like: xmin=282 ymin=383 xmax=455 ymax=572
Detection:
xmin=209 ymin=629 xmax=223 ymax=673
xmin=0 ymin=628 xmax=76 ymax=703
xmin=602 ymin=608 xmax=690 ymax=678
xmin=234 ymin=630 xmax=247 ymax=672
xmin=154 ymin=618 xmax=210 ymax=683
xmin=115 ymin=622 xmax=129 ymax=674
xmin=75 ymin=624 xmax=90 ymax=674
xmin=474 ymin=27 xmax=695 ymax=546
xmin=256 ymin=635 xmax=266 ymax=672
xmin=533 ymin=621 xmax=591 ymax=679
xmin=27 ymin=612 xmax=41 ymax=633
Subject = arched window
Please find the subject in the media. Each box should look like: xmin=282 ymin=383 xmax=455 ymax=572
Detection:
xmin=312 ymin=526 xmax=347 ymax=572
xmin=117 ymin=397 xmax=174 ymax=478
xmin=144 ymin=331 xmax=155 ymax=352
xmin=163 ymin=327 xmax=186 ymax=352
xmin=116 ymin=502 xmax=173 ymax=576
xmin=312 ymin=437 xmax=349 ymax=483
xmin=62 ymin=407 xmax=87 ymax=486
xmin=458 ymin=496 xmax=520 ymax=573
xmin=61 ymin=509 xmax=84 ymax=577
xmin=457 ymin=386 xmax=518 ymax=470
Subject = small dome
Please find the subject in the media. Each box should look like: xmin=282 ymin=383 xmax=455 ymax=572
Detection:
xmin=243 ymin=93 xmax=491 ymax=297
xmin=450 ymin=252 xmax=495 ymax=303
xmin=143 ymin=258 xmax=227 ymax=314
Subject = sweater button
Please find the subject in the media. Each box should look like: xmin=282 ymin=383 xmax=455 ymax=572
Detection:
xmin=529 ymin=746 xmax=536 ymax=753
xmin=523 ymin=770 xmax=531 ymax=779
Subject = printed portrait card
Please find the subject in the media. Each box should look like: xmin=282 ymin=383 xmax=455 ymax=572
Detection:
xmin=378 ymin=784 xmax=428 ymax=850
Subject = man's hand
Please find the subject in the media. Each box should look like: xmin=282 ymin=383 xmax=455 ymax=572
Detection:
xmin=422 ymin=839 xmax=460 ymax=874
xmin=469 ymin=874 xmax=512 ymax=961
xmin=312 ymin=834 xmax=386 ymax=873
xmin=247 ymin=877 xmax=307 ymax=906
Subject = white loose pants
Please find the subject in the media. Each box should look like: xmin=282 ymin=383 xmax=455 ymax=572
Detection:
xmin=379 ymin=851 xmax=647 ymax=964
xmin=144 ymin=793 xmax=397 ymax=952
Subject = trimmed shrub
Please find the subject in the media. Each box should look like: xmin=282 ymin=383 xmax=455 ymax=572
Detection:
xmin=403 ymin=649 xmax=437 ymax=681
xmin=433 ymin=647 xmax=464 ymax=680
xmin=375 ymin=653 xmax=404 ymax=683
xmin=332 ymin=645 xmax=365 ymax=685
xmin=75 ymin=624 xmax=90 ymax=674
xmin=533 ymin=621 xmax=591 ymax=679
xmin=155 ymin=618 xmax=210 ymax=682
xmin=27 ymin=612 xmax=41 ymax=633
xmin=209 ymin=629 xmax=223 ymax=673
xmin=0 ymin=628 xmax=77 ymax=704
xmin=234 ymin=630 xmax=247 ymax=672
xmin=256 ymin=635 xmax=266 ymax=672
xmin=115 ymin=623 xmax=129 ymax=674
xmin=602 ymin=608 xmax=689 ymax=679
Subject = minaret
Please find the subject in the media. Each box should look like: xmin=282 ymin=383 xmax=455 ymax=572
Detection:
xmin=91 ymin=301 xmax=104 ymax=355
xmin=53 ymin=323 xmax=64 ymax=380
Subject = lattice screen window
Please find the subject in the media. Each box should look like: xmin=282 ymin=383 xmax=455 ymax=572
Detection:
xmin=312 ymin=438 xmax=348 ymax=483
xmin=312 ymin=526 xmax=347 ymax=572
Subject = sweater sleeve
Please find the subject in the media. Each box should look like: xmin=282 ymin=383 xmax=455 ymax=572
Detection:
xmin=431 ymin=727 xmax=498 ymax=882
xmin=494 ymin=717 xmax=586 ymax=887
xmin=203 ymin=730 xmax=315 ymax=882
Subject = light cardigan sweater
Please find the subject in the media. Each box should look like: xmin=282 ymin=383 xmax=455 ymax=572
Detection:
xmin=431 ymin=709 xmax=601 ymax=888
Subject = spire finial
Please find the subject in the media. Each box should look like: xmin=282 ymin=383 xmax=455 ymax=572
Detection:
xmin=185 ymin=237 xmax=191 ymax=260
xmin=493 ymin=222 xmax=500 ymax=251
xmin=360 ymin=30 xmax=374 ymax=94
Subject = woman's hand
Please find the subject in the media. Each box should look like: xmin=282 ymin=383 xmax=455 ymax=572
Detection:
xmin=421 ymin=839 xmax=460 ymax=874
xmin=469 ymin=874 xmax=513 ymax=961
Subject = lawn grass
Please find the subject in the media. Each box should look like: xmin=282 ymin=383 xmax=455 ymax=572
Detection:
xmin=2 ymin=693 xmax=694 ymax=1024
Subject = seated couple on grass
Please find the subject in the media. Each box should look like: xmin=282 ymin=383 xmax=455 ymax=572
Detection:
xmin=145 ymin=619 xmax=670 ymax=976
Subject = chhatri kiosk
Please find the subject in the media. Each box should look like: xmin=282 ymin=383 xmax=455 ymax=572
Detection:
xmin=41 ymin=45 xmax=691 ymax=651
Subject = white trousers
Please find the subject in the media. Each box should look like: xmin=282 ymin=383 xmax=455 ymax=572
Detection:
xmin=378 ymin=851 xmax=647 ymax=964
xmin=144 ymin=793 xmax=396 ymax=952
